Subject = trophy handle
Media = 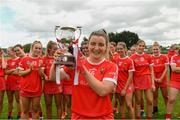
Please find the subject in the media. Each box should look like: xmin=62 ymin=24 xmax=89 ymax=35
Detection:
xmin=76 ymin=26 xmax=82 ymax=40
xmin=55 ymin=26 xmax=61 ymax=42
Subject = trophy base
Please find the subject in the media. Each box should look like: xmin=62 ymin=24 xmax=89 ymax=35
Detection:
xmin=54 ymin=55 xmax=76 ymax=67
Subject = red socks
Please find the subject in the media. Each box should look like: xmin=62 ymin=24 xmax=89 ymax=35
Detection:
xmin=165 ymin=114 xmax=171 ymax=119
xmin=39 ymin=111 xmax=43 ymax=117
xmin=29 ymin=112 xmax=32 ymax=118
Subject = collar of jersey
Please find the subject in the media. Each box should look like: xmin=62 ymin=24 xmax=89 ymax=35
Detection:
xmin=136 ymin=52 xmax=144 ymax=56
xmin=87 ymin=57 xmax=105 ymax=65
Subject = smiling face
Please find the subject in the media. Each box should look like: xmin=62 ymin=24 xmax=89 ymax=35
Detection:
xmin=175 ymin=46 xmax=180 ymax=55
xmin=7 ymin=48 xmax=16 ymax=58
xmin=81 ymin=44 xmax=89 ymax=57
xmin=110 ymin=42 xmax=116 ymax=54
xmin=88 ymin=35 xmax=107 ymax=61
xmin=130 ymin=47 xmax=136 ymax=55
xmin=31 ymin=42 xmax=42 ymax=57
xmin=152 ymin=46 xmax=160 ymax=56
xmin=116 ymin=44 xmax=126 ymax=57
xmin=48 ymin=44 xmax=58 ymax=57
xmin=14 ymin=46 xmax=24 ymax=58
xmin=137 ymin=41 xmax=145 ymax=54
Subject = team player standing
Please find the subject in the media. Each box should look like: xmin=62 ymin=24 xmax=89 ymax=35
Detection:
xmin=5 ymin=47 xmax=21 ymax=119
xmin=0 ymin=30 xmax=179 ymax=119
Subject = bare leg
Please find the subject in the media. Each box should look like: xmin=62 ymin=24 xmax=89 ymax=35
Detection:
xmin=125 ymin=93 xmax=135 ymax=119
xmin=54 ymin=93 xmax=62 ymax=119
xmin=32 ymin=97 xmax=41 ymax=119
xmin=20 ymin=96 xmax=31 ymax=119
xmin=144 ymin=89 xmax=153 ymax=118
xmin=44 ymin=94 xmax=53 ymax=119
xmin=0 ymin=91 xmax=5 ymax=116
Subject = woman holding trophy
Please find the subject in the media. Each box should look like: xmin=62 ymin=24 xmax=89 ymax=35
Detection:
xmin=50 ymin=28 xmax=118 ymax=119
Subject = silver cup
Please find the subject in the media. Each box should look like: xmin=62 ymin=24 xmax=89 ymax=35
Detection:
xmin=54 ymin=26 xmax=81 ymax=67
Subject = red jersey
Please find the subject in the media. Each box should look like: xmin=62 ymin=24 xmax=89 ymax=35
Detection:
xmin=170 ymin=55 xmax=180 ymax=82
xmin=64 ymin=58 xmax=118 ymax=117
xmin=114 ymin=56 xmax=134 ymax=92
xmin=111 ymin=52 xmax=119 ymax=63
xmin=19 ymin=56 xmax=43 ymax=94
xmin=6 ymin=57 xmax=21 ymax=90
xmin=151 ymin=54 xmax=169 ymax=73
xmin=43 ymin=56 xmax=62 ymax=94
xmin=0 ymin=59 xmax=5 ymax=77
xmin=113 ymin=52 xmax=119 ymax=59
xmin=0 ymin=59 xmax=6 ymax=90
xmin=168 ymin=49 xmax=176 ymax=61
xmin=130 ymin=53 xmax=152 ymax=77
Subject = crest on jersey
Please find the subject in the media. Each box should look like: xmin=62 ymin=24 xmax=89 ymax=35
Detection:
xmin=26 ymin=61 xmax=31 ymax=65
xmin=100 ymin=67 xmax=105 ymax=74
xmin=140 ymin=57 xmax=145 ymax=61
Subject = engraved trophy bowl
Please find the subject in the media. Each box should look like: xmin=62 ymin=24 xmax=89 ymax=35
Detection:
xmin=54 ymin=26 xmax=81 ymax=67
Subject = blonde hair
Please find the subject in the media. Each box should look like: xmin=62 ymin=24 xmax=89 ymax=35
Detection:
xmin=152 ymin=41 xmax=160 ymax=47
xmin=30 ymin=40 xmax=42 ymax=55
xmin=117 ymin=42 xmax=127 ymax=49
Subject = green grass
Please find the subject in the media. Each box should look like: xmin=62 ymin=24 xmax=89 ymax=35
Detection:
xmin=0 ymin=94 xmax=58 ymax=119
xmin=0 ymin=92 xmax=179 ymax=119
xmin=114 ymin=92 xmax=180 ymax=119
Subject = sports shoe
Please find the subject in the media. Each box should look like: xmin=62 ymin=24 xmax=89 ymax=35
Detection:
xmin=115 ymin=107 xmax=119 ymax=113
xmin=39 ymin=117 xmax=43 ymax=120
xmin=8 ymin=116 xmax=12 ymax=120
xmin=61 ymin=112 xmax=67 ymax=119
xmin=141 ymin=110 xmax=146 ymax=117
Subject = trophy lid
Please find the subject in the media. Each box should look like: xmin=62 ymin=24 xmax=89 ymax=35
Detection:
xmin=61 ymin=27 xmax=76 ymax=32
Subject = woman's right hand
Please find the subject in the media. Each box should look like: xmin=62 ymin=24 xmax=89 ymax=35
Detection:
xmin=54 ymin=49 xmax=65 ymax=59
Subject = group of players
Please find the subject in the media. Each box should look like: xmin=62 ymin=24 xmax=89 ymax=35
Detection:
xmin=108 ymin=41 xmax=180 ymax=119
xmin=0 ymin=41 xmax=73 ymax=119
xmin=0 ymin=29 xmax=179 ymax=119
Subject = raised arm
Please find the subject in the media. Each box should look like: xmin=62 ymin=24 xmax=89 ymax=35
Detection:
xmin=82 ymin=64 xmax=117 ymax=97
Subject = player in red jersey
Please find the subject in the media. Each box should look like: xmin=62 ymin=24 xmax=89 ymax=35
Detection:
xmin=151 ymin=42 xmax=169 ymax=116
xmin=50 ymin=29 xmax=118 ymax=119
xmin=18 ymin=41 xmax=44 ymax=119
xmin=110 ymin=41 xmax=119 ymax=60
xmin=0 ymin=48 xmax=6 ymax=116
xmin=13 ymin=44 xmax=26 ymax=59
xmin=14 ymin=44 xmax=43 ymax=119
xmin=129 ymin=45 xmax=137 ymax=56
xmin=13 ymin=44 xmax=27 ymax=118
xmin=167 ymin=44 xmax=176 ymax=62
xmin=128 ymin=44 xmax=147 ymax=117
xmin=109 ymin=41 xmax=119 ymax=114
xmin=43 ymin=41 xmax=62 ymax=119
xmin=130 ymin=40 xmax=155 ymax=119
xmin=61 ymin=73 xmax=73 ymax=118
xmin=114 ymin=42 xmax=135 ymax=119
xmin=165 ymin=46 xmax=180 ymax=120
xmin=5 ymin=47 xmax=21 ymax=119
xmin=81 ymin=40 xmax=89 ymax=57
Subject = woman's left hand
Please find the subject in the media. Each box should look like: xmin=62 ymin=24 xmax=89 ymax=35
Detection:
xmin=121 ymin=89 xmax=126 ymax=96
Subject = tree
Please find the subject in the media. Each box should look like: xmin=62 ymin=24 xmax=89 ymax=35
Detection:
xmin=109 ymin=31 xmax=139 ymax=49
xmin=23 ymin=43 xmax=31 ymax=53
